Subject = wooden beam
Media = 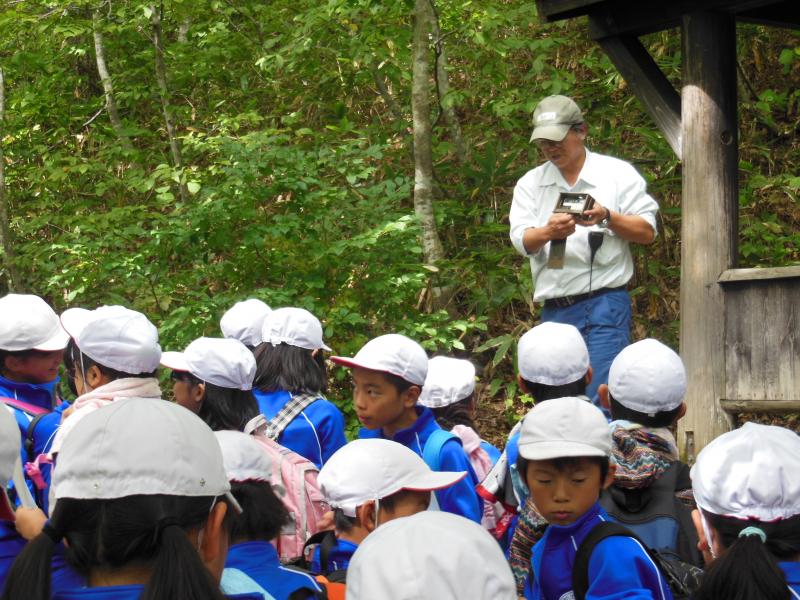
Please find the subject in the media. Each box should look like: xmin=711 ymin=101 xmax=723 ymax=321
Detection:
xmin=720 ymin=399 xmax=800 ymax=413
xmin=535 ymin=0 xmax=607 ymax=22
xmin=719 ymin=265 xmax=800 ymax=283
xmin=592 ymin=33 xmax=682 ymax=158
xmin=738 ymin=3 xmax=800 ymax=29
xmin=677 ymin=10 xmax=739 ymax=457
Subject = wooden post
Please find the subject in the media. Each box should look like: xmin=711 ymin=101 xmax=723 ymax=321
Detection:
xmin=678 ymin=11 xmax=738 ymax=459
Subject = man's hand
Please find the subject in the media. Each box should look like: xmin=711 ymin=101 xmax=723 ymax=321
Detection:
xmin=545 ymin=213 xmax=576 ymax=239
xmin=15 ymin=507 xmax=47 ymax=541
xmin=578 ymin=202 xmax=608 ymax=227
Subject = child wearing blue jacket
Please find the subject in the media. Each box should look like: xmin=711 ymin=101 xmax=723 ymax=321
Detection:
xmin=519 ymin=397 xmax=673 ymax=600
xmin=252 ymin=307 xmax=346 ymax=469
xmin=331 ymin=334 xmax=483 ymax=523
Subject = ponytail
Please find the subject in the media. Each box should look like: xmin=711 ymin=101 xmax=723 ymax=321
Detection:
xmin=693 ymin=512 xmax=800 ymax=600
xmin=430 ymin=394 xmax=477 ymax=432
xmin=1 ymin=526 xmax=60 ymax=600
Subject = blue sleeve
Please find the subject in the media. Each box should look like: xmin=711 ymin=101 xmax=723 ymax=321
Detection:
xmin=310 ymin=400 xmax=347 ymax=466
xmin=51 ymin=543 xmax=85 ymax=594
xmin=434 ymin=440 xmax=483 ymax=523
xmin=310 ymin=545 xmax=322 ymax=574
xmin=480 ymin=440 xmax=502 ymax=466
xmin=586 ymin=537 xmax=674 ymax=600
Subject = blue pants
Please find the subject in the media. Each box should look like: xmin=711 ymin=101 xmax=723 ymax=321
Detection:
xmin=541 ymin=289 xmax=631 ymax=413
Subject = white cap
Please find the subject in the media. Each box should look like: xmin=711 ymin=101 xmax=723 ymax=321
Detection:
xmin=518 ymin=397 xmax=612 ymax=461
xmin=161 ymin=337 xmax=256 ymax=391
xmin=220 ymin=299 xmax=272 ymax=347
xmin=61 ymin=306 xmax=161 ymax=375
xmin=0 ymin=406 xmax=21 ymax=520
xmin=517 ymin=322 xmax=589 ymax=385
xmin=53 ymin=397 xmax=238 ymax=511
xmin=317 ymin=439 xmax=465 ymax=517
xmin=418 ymin=356 xmax=476 ymax=408
xmin=691 ymin=422 xmax=800 ymax=522
xmin=214 ymin=430 xmax=272 ymax=483
xmin=261 ymin=307 xmax=331 ymax=352
xmin=346 ymin=510 xmax=517 ymax=600
xmin=331 ymin=334 xmax=427 ymax=386
xmin=608 ymin=339 xmax=686 ymax=414
xmin=0 ymin=294 xmax=69 ymax=352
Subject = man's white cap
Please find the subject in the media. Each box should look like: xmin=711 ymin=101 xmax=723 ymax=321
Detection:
xmin=331 ymin=334 xmax=427 ymax=386
xmin=518 ymin=397 xmax=612 ymax=460
xmin=691 ymin=422 xmax=800 ymax=522
xmin=220 ymin=299 xmax=272 ymax=347
xmin=161 ymin=337 xmax=256 ymax=391
xmin=609 ymin=339 xmax=686 ymax=415
xmin=346 ymin=510 xmax=517 ymax=600
xmin=317 ymin=439 xmax=465 ymax=517
xmin=0 ymin=294 xmax=69 ymax=352
xmin=517 ymin=322 xmax=589 ymax=385
xmin=61 ymin=305 xmax=161 ymax=375
xmin=418 ymin=356 xmax=476 ymax=408
xmin=0 ymin=406 xmax=21 ymax=521
xmin=261 ymin=307 xmax=331 ymax=352
xmin=214 ymin=430 xmax=272 ymax=483
xmin=53 ymin=397 xmax=239 ymax=513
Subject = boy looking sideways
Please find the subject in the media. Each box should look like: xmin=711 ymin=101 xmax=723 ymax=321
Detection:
xmin=331 ymin=334 xmax=482 ymax=523
xmin=519 ymin=397 xmax=672 ymax=600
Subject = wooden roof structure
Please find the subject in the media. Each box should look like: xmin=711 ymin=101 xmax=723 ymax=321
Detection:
xmin=535 ymin=0 xmax=800 ymax=458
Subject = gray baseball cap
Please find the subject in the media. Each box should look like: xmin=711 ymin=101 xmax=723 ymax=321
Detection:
xmin=530 ymin=95 xmax=584 ymax=142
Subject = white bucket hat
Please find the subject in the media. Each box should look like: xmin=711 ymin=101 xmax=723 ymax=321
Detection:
xmin=0 ymin=405 xmax=21 ymax=520
xmin=161 ymin=337 xmax=256 ymax=391
xmin=318 ymin=439 xmax=465 ymax=517
xmin=261 ymin=307 xmax=331 ymax=352
xmin=691 ymin=422 xmax=800 ymax=522
xmin=608 ymin=338 xmax=686 ymax=415
xmin=220 ymin=299 xmax=272 ymax=347
xmin=418 ymin=356 xmax=476 ymax=408
xmin=61 ymin=305 xmax=161 ymax=375
xmin=517 ymin=322 xmax=589 ymax=386
xmin=331 ymin=334 xmax=428 ymax=386
xmin=518 ymin=396 xmax=612 ymax=461
xmin=0 ymin=294 xmax=69 ymax=352
xmin=346 ymin=510 xmax=517 ymax=600
xmin=53 ymin=397 xmax=239 ymax=512
xmin=214 ymin=430 xmax=272 ymax=483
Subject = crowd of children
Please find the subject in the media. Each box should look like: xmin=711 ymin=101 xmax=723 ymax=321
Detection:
xmin=0 ymin=292 xmax=798 ymax=599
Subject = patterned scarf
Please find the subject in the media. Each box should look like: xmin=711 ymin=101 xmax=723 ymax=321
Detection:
xmin=610 ymin=422 xmax=679 ymax=490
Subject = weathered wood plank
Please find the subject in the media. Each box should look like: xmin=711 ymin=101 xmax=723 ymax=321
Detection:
xmin=593 ymin=34 xmax=682 ymax=158
xmin=677 ymin=11 xmax=739 ymax=457
xmin=718 ymin=265 xmax=800 ymax=283
xmin=720 ymin=399 xmax=800 ymax=413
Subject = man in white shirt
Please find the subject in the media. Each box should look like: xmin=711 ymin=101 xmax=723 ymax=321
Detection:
xmin=508 ymin=95 xmax=658 ymax=409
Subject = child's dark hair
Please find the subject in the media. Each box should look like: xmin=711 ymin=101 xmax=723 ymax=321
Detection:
xmin=430 ymin=393 xmax=476 ymax=432
xmin=380 ymin=488 xmax=430 ymax=513
xmin=175 ymin=371 xmax=259 ymax=432
xmin=333 ymin=508 xmax=357 ymax=533
xmin=378 ymin=371 xmax=416 ymax=394
xmin=253 ymin=342 xmax=327 ymax=395
xmin=516 ymin=455 xmax=610 ymax=488
xmin=608 ymin=394 xmax=682 ymax=428
xmin=70 ymin=344 xmax=157 ymax=380
xmin=693 ymin=512 xmax=800 ymax=600
xmin=2 ymin=494 xmax=231 ymax=600
xmin=520 ymin=377 xmax=587 ymax=403
xmin=229 ymin=480 xmax=290 ymax=543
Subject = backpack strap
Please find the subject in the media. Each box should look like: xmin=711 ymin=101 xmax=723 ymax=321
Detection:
xmin=302 ymin=530 xmax=338 ymax=574
xmin=265 ymin=392 xmax=319 ymax=440
xmin=1 ymin=397 xmax=49 ymax=417
xmin=422 ymin=429 xmax=461 ymax=472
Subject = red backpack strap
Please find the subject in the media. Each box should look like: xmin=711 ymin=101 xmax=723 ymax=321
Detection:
xmin=1 ymin=397 xmax=49 ymax=416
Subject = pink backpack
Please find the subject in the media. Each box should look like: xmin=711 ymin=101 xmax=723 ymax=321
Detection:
xmin=248 ymin=431 xmax=327 ymax=563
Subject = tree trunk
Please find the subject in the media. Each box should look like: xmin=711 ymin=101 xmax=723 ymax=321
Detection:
xmin=0 ymin=68 xmax=22 ymax=291
xmin=177 ymin=17 xmax=190 ymax=43
xmin=429 ymin=0 xmax=468 ymax=165
xmin=370 ymin=61 xmax=402 ymax=122
xmin=150 ymin=4 xmax=188 ymax=203
xmin=92 ymin=10 xmax=135 ymax=153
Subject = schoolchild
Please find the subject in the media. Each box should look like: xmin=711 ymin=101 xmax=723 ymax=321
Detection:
xmin=345 ymin=510 xmax=517 ymax=600
xmin=330 ymin=334 xmax=483 ymax=523
xmin=312 ymin=438 xmax=466 ymax=576
xmin=1 ymin=397 xmax=263 ymax=600
xmin=215 ymin=430 xmax=322 ymax=600
xmin=161 ymin=337 xmax=260 ymax=431
xmin=220 ymin=299 xmax=272 ymax=350
xmin=690 ymin=422 xmax=800 ymax=600
xmin=252 ymin=307 xmax=346 ymax=469
xmin=519 ymin=397 xmax=673 ymax=599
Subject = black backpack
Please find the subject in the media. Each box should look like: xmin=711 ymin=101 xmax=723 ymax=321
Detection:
xmin=572 ymin=521 xmax=703 ymax=600
xmin=599 ymin=461 xmax=702 ymax=567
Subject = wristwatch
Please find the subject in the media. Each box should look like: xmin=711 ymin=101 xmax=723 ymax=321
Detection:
xmin=599 ymin=208 xmax=611 ymax=228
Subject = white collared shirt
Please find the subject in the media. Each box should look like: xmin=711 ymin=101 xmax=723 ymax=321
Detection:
xmin=509 ymin=149 xmax=658 ymax=301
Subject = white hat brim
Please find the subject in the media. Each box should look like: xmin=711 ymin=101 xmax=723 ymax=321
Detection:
xmin=330 ymin=356 xmax=423 ymax=385
xmin=160 ymin=351 xmax=190 ymax=372
xmin=32 ymin=327 xmax=70 ymax=351
xmin=518 ymin=440 xmax=608 ymax=462
xmin=396 ymin=469 xmax=467 ymax=493
xmin=60 ymin=308 xmax=92 ymax=342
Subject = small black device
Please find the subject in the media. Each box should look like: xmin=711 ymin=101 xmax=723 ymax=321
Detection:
xmin=554 ymin=192 xmax=595 ymax=221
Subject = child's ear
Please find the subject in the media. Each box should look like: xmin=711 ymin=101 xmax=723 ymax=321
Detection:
xmin=675 ymin=402 xmax=687 ymax=422
xmin=401 ymin=385 xmax=421 ymax=408
xmin=584 ymin=366 xmax=593 ymax=387
xmin=86 ymin=364 xmax=106 ymax=389
xmin=602 ymin=461 xmax=616 ymax=489
xmin=691 ymin=509 xmax=714 ymax=565
xmin=199 ymin=500 xmax=229 ymax=581
xmin=193 ymin=382 xmax=206 ymax=405
xmin=357 ymin=501 xmax=378 ymax=533
xmin=598 ymin=384 xmax=610 ymax=410
xmin=517 ymin=374 xmax=530 ymax=395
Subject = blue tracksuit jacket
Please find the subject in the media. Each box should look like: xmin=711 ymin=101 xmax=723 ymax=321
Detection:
xmin=524 ymin=502 xmax=673 ymax=600
xmin=225 ymin=541 xmax=321 ymax=600
xmin=359 ymin=406 xmax=483 ymax=523
xmin=310 ymin=537 xmax=358 ymax=574
xmin=252 ymin=389 xmax=346 ymax=469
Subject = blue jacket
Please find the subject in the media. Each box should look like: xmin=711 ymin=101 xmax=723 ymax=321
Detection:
xmin=781 ymin=562 xmax=800 ymax=597
xmin=480 ymin=440 xmax=502 ymax=466
xmin=524 ymin=502 xmax=673 ymax=600
xmin=253 ymin=389 xmax=346 ymax=469
xmin=359 ymin=406 xmax=483 ymax=523
xmin=310 ymin=537 xmax=358 ymax=574
xmin=54 ymin=584 xmax=265 ymax=599
xmin=225 ymin=541 xmax=321 ymax=600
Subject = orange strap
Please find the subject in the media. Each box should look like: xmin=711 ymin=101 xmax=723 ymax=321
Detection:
xmin=315 ymin=575 xmax=346 ymax=600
